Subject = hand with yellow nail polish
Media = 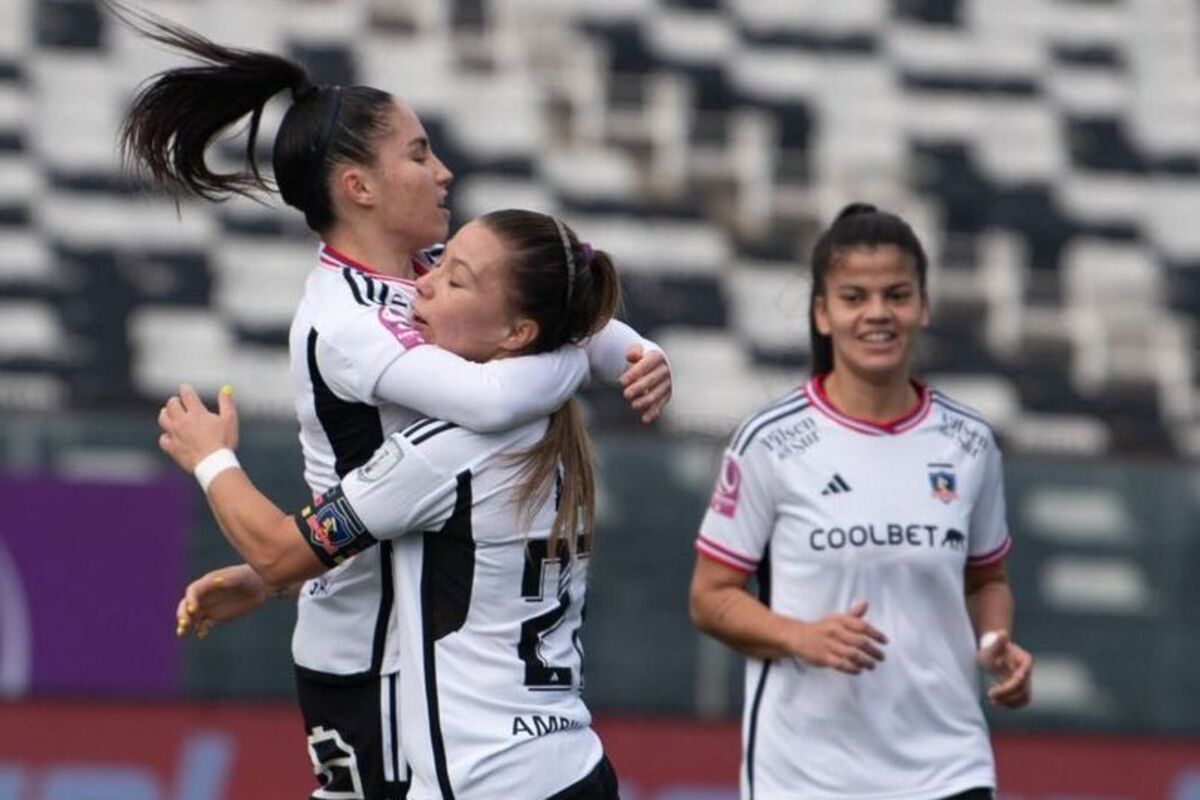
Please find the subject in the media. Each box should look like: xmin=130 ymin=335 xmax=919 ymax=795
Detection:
xmin=174 ymin=564 xmax=275 ymax=640
xmin=157 ymin=383 xmax=240 ymax=473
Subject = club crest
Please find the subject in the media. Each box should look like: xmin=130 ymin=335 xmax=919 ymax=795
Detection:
xmin=928 ymin=463 xmax=958 ymax=503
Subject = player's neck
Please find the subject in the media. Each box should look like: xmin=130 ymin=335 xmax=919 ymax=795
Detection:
xmin=322 ymin=226 xmax=418 ymax=280
xmin=821 ymin=368 xmax=919 ymax=424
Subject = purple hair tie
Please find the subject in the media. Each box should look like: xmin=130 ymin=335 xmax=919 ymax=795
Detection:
xmin=579 ymin=241 xmax=595 ymax=267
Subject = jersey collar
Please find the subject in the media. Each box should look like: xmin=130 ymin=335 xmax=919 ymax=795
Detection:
xmin=318 ymin=243 xmax=424 ymax=285
xmin=804 ymin=374 xmax=931 ymax=436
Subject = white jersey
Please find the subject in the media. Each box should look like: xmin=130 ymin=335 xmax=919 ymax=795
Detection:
xmin=288 ymin=243 xmax=656 ymax=678
xmin=293 ymin=418 xmax=604 ymax=800
xmin=697 ymin=377 xmax=1011 ymax=800
xmin=289 ymin=244 xmax=431 ymax=678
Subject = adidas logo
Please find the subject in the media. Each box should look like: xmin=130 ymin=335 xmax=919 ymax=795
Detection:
xmin=821 ymin=474 xmax=852 ymax=495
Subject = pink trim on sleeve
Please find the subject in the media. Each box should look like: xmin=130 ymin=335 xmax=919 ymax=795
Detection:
xmin=695 ymin=536 xmax=757 ymax=574
xmin=967 ymin=535 xmax=1012 ymax=567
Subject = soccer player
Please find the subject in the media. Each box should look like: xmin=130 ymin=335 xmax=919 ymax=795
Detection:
xmin=689 ymin=204 xmax=1033 ymax=800
xmin=111 ymin=6 xmax=669 ymax=798
xmin=159 ymin=210 xmax=627 ymax=799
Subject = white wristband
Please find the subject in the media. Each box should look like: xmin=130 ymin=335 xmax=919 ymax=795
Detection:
xmin=194 ymin=448 xmax=240 ymax=492
xmin=978 ymin=630 xmax=1003 ymax=651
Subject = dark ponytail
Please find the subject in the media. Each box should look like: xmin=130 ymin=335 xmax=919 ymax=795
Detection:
xmin=808 ymin=202 xmax=928 ymax=375
xmin=109 ymin=1 xmax=396 ymax=233
xmin=479 ymin=209 xmax=622 ymax=558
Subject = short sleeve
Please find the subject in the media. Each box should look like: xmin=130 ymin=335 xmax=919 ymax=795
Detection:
xmin=967 ymin=435 xmax=1011 ymax=567
xmin=695 ymin=443 xmax=777 ymax=574
xmin=294 ymin=433 xmax=458 ymax=568
xmin=316 ymin=304 xmax=427 ymax=402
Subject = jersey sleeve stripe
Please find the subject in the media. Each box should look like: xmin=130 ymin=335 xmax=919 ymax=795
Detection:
xmin=696 ymin=536 xmax=758 ymax=572
xmin=409 ymin=420 xmax=459 ymax=446
xmin=734 ymin=400 xmax=812 ymax=455
xmin=967 ymin=535 xmax=1012 ymax=567
xmin=402 ymin=417 xmax=441 ymax=437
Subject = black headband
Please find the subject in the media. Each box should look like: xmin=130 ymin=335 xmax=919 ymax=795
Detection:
xmin=302 ymin=85 xmax=344 ymax=212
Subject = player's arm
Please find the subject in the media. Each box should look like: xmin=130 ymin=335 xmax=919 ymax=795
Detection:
xmin=965 ymin=437 xmax=1032 ymax=708
xmin=966 ymin=561 xmax=1032 ymax=708
xmin=689 ymin=555 xmax=887 ymax=673
xmin=175 ymin=563 xmax=295 ymax=639
xmin=369 ymin=319 xmax=671 ymax=428
xmin=159 ymin=385 xmax=454 ymax=585
xmin=689 ymin=445 xmax=885 ymax=674
xmin=965 ymin=560 xmax=1013 ymax=636
xmin=371 ymin=343 xmax=589 ymax=432
xmin=584 ymin=318 xmax=672 ymax=423
xmin=157 ymin=385 xmax=327 ymax=586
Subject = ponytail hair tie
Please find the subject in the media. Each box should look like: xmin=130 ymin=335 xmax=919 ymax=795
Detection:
xmin=292 ymin=79 xmax=319 ymax=102
xmin=579 ymin=241 xmax=595 ymax=268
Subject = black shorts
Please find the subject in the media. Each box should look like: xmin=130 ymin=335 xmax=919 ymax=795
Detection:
xmin=547 ymin=756 xmax=620 ymax=800
xmin=295 ymin=667 xmax=408 ymax=800
xmin=942 ymin=789 xmax=993 ymax=800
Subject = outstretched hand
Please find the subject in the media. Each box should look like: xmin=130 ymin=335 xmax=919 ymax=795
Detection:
xmin=978 ymin=630 xmax=1033 ymax=708
xmin=789 ymin=600 xmax=889 ymax=675
xmin=620 ymin=345 xmax=672 ymax=424
xmin=158 ymin=384 xmax=239 ymax=473
xmin=176 ymin=564 xmax=272 ymax=640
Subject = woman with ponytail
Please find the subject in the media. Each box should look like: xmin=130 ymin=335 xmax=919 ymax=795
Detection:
xmin=689 ymin=204 xmax=1032 ymax=799
xmin=156 ymin=210 xmax=626 ymax=799
xmin=107 ymin=5 xmax=671 ymax=798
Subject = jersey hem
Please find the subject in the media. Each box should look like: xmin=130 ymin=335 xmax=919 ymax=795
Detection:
xmin=294 ymin=663 xmax=397 ymax=685
xmin=748 ymin=777 xmax=995 ymax=800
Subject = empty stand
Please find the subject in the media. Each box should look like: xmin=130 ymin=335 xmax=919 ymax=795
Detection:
xmin=0 ymin=0 xmax=1197 ymax=453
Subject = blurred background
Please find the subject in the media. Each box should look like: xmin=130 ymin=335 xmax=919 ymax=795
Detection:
xmin=0 ymin=0 xmax=1198 ymax=797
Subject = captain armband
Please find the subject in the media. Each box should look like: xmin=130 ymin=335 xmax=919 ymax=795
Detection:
xmin=293 ymin=485 xmax=379 ymax=568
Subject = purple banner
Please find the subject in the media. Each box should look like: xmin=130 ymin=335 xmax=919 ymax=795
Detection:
xmin=0 ymin=474 xmax=191 ymax=696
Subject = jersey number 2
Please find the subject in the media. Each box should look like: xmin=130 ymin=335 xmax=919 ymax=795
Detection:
xmin=517 ymin=535 xmax=588 ymax=690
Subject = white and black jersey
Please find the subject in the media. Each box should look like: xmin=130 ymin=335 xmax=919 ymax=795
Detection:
xmin=289 ymin=244 xmax=432 ymax=679
xmin=697 ymin=377 xmax=1010 ymax=800
xmin=289 ymin=243 xmax=662 ymax=679
xmin=294 ymin=418 xmax=604 ymax=800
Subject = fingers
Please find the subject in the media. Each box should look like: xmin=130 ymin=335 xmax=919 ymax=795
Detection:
xmin=175 ymin=595 xmax=191 ymax=637
xmin=988 ymin=675 xmax=1032 ymax=708
xmin=159 ymin=395 xmax=183 ymax=430
xmin=218 ymin=384 xmax=239 ymax=445
xmin=833 ymin=632 xmax=885 ymax=667
xmin=988 ymin=646 xmax=1033 ymax=708
xmin=622 ymin=360 xmax=667 ymax=399
xmin=179 ymin=383 xmax=203 ymax=413
xmin=624 ymin=344 xmax=644 ymax=366
xmin=623 ymin=356 xmax=672 ymax=423
xmin=636 ymin=379 xmax=672 ymax=423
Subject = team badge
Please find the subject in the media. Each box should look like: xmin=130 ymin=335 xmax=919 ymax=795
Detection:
xmin=928 ymin=463 xmax=957 ymax=503
xmin=710 ymin=455 xmax=742 ymax=518
xmin=299 ymin=486 xmax=372 ymax=562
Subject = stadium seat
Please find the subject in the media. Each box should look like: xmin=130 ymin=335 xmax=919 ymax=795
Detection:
xmin=0 ymin=0 xmax=1197 ymax=455
xmin=0 ymin=300 xmax=65 ymax=360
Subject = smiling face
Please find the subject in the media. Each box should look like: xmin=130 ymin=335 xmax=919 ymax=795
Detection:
xmin=359 ymin=101 xmax=453 ymax=253
xmin=812 ymin=244 xmax=929 ymax=383
xmin=411 ymin=219 xmax=538 ymax=363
